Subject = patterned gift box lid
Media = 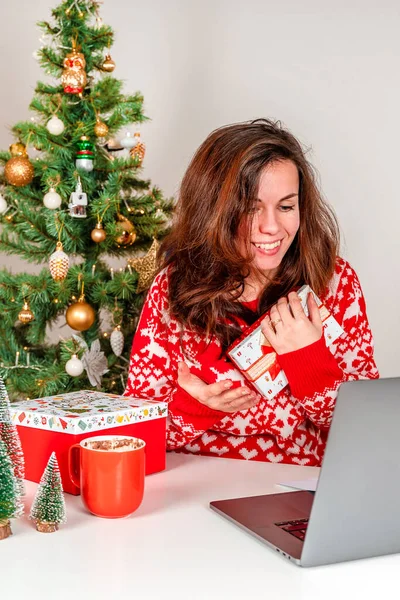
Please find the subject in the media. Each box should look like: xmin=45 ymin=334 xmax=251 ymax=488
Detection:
xmin=9 ymin=390 xmax=168 ymax=435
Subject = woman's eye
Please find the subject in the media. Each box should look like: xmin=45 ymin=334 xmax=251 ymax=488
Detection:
xmin=280 ymin=205 xmax=295 ymax=212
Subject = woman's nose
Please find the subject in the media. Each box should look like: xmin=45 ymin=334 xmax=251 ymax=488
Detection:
xmin=258 ymin=209 xmax=280 ymax=234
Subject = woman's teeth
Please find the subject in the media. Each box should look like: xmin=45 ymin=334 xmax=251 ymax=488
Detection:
xmin=254 ymin=240 xmax=281 ymax=250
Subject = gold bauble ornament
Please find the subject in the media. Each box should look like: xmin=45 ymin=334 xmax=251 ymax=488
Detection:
xmin=91 ymin=222 xmax=107 ymax=243
xmin=128 ymin=238 xmax=160 ymax=293
xmin=5 ymin=143 xmax=34 ymax=187
xmin=10 ymin=142 xmax=28 ymax=157
xmin=102 ymin=53 xmax=115 ymax=72
xmin=49 ymin=241 xmax=69 ymax=282
xmin=115 ymin=213 xmax=136 ymax=246
xmin=18 ymin=301 xmax=35 ymax=324
xmin=5 ymin=157 xmax=35 ymax=187
xmin=66 ymin=297 xmax=96 ymax=331
xmin=94 ymin=118 xmax=109 ymax=138
xmin=129 ymin=133 xmax=146 ymax=165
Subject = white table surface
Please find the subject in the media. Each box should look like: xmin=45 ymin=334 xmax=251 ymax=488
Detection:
xmin=2 ymin=452 xmax=398 ymax=600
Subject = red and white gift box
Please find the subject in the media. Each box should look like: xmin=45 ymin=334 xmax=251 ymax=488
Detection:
xmin=9 ymin=390 xmax=168 ymax=495
xmin=228 ymin=285 xmax=344 ymax=401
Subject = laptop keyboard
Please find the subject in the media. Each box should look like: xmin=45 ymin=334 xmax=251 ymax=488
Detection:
xmin=275 ymin=518 xmax=309 ymax=541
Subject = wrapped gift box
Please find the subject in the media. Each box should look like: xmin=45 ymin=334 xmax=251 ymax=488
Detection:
xmin=9 ymin=390 xmax=168 ymax=495
xmin=228 ymin=285 xmax=344 ymax=401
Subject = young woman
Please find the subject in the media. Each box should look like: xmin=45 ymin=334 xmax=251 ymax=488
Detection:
xmin=125 ymin=119 xmax=379 ymax=466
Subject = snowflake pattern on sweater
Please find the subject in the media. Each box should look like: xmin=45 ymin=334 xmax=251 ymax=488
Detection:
xmin=125 ymin=257 xmax=379 ymax=466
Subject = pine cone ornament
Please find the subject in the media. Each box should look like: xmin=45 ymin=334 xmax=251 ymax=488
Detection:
xmin=129 ymin=133 xmax=146 ymax=165
xmin=110 ymin=326 xmax=124 ymax=356
xmin=49 ymin=242 xmax=69 ymax=282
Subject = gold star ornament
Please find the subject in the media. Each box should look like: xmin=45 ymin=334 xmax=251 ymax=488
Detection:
xmin=128 ymin=239 xmax=160 ymax=293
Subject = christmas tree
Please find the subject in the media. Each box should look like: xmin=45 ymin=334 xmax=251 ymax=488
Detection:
xmin=0 ymin=439 xmax=24 ymax=540
xmin=0 ymin=0 xmax=172 ymax=400
xmin=0 ymin=376 xmax=25 ymax=496
xmin=30 ymin=452 xmax=66 ymax=533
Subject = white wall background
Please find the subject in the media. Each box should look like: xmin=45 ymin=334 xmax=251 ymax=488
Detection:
xmin=0 ymin=0 xmax=399 ymax=376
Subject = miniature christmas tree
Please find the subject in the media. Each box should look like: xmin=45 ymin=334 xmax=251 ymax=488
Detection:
xmin=0 ymin=0 xmax=173 ymax=400
xmin=0 ymin=376 xmax=25 ymax=496
xmin=30 ymin=452 xmax=66 ymax=533
xmin=0 ymin=439 xmax=24 ymax=540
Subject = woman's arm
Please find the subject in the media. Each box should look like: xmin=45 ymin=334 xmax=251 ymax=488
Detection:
xmin=124 ymin=270 xmax=254 ymax=449
xmin=276 ymin=259 xmax=379 ymax=430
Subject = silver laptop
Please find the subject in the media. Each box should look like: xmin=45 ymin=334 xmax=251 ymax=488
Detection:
xmin=210 ymin=377 xmax=400 ymax=567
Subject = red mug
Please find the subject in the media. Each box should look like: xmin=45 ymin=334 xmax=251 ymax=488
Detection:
xmin=68 ymin=435 xmax=145 ymax=518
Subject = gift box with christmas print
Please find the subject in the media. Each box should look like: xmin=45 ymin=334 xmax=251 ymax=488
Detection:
xmin=9 ymin=390 xmax=168 ymax=495
xmin=228 ymin=285 xmax=344 ymax=401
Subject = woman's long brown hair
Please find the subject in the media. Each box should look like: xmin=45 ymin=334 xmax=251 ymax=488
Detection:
xmin=159 ymin=118 xmax=340 ymax=352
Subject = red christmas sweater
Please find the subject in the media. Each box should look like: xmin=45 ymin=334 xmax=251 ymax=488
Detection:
xmin=125 ymin=257 xmax=379 ymax=466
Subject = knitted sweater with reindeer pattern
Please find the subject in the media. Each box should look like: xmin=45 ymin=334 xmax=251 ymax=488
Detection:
xmin=125 ymin=257 xmax=379 ymax=466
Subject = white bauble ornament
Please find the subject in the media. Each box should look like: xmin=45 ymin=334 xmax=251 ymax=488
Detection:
xmin=0 ymin=193 xmax=8 ymax=214
xmin=65 ymin=354 xmax=84 ymax=377
xmin=46 ymin=115 xmax=65 ymax=136
xmin=120 ymin=132 xmax=136 ymax=149
xmin=110 ymin=326 xmax=124 ymax=356
xmin=43 ymin=187 xmax=62 ymax=209
xmin=75 ymin=158 xmax=94 ymax=172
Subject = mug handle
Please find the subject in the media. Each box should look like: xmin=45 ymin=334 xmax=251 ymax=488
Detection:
xmin=68 ymin=444 xmax=81 ymax=490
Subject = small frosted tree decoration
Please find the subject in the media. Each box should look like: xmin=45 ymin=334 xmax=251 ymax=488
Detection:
xmin=0 ymin=439 xmax=24 ymax=540
xmin=30 ymin=452 xmax=66 ymax=533
xmin=0 ymin=376 xmax=25 ymax=496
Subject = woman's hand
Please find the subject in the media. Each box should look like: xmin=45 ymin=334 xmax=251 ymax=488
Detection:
xmin=261 ymin=291 xmax=323 ymax=354
xmin=177 ymin=362 xmax=258 ymax=413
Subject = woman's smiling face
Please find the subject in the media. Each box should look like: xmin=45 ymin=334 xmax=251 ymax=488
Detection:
xmin=241 ymin=159 xmax=300 ymax=278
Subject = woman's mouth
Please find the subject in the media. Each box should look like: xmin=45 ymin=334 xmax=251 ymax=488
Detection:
xmin=252 ymin=240 xmax=282 ymax=256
